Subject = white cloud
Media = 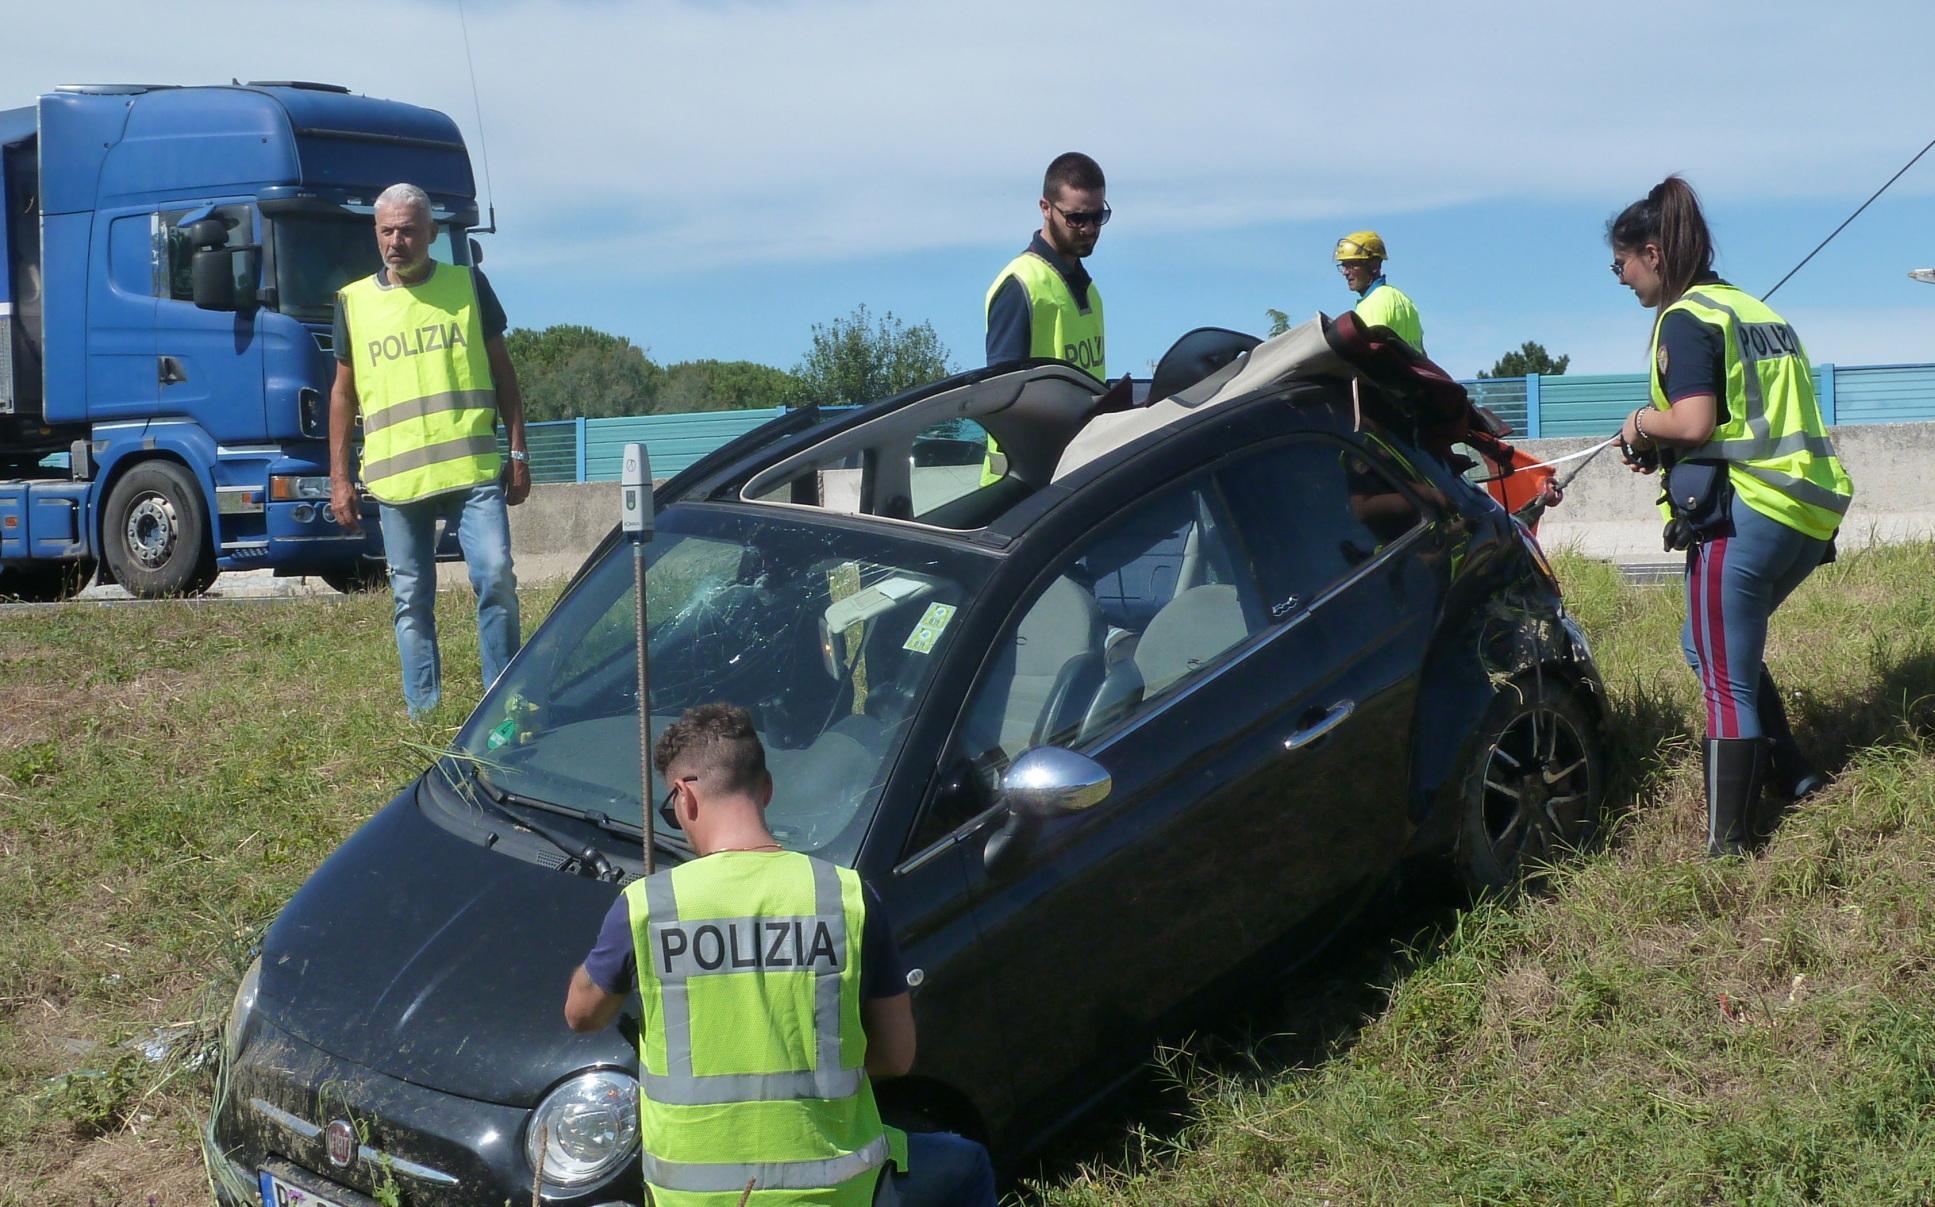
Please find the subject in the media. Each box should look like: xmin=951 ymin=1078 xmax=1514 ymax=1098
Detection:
xmin=10 ymin=0 xmax=1935 ymax=273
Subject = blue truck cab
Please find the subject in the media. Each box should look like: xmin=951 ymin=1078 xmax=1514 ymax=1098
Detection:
xmin=0 ymin=82 xmax=479 ymax=598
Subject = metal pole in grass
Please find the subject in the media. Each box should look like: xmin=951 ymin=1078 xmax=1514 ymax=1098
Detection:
xmin=622 ymin=442 xmax=656 ymax=875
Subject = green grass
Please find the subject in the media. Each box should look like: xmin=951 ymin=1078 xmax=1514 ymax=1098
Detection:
xmin=0 ymin=587 xmax=558 ymax=1204
xmin=3 ymin=546 xmax=1934 ymax=1204
xmin=1028 ymin=544 xmax=1935 ymax=1206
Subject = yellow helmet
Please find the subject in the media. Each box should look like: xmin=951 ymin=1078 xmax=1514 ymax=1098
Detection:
xmin=1334 ymin=230 xmax=1388 ymax=262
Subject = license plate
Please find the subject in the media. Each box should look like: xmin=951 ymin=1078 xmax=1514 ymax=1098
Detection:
xmin=258 ymin=1167 xmax=351 ymax=1207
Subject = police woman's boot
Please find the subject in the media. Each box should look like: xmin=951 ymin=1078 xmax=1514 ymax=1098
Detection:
xmin=1703 ymin=738 xmax=1767 ymax=858
xmin=1758 ymin=668 xmax=1828 ymax=802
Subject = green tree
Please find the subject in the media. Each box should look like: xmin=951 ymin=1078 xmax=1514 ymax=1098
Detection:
xmin=1479 ymin=341 xmax=1571 ymax=378
xmin=1265 ymin=308 xmax=1292 ymax=338
xmin=504 ymin=324 xmax=661 ymax=420
xmin=794 ymin=305 xmax=952 ymax=405
xmin=657 ymin=360 xmax=807 ymax=412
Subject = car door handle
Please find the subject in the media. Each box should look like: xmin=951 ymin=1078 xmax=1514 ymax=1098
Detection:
xmin=158 ymin=356 xmax=187 ymax=386
xmin=1284 ymin=700 xmax=1355 ymax=750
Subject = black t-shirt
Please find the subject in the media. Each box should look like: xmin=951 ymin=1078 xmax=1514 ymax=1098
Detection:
xmin=1656 ymin=273 xmax=1730 ymax=424
xmin=333 ymin=263 xmax=508 ymax=364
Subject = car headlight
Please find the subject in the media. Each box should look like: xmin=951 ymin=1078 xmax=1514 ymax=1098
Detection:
xmin=526 ymin=1069 xmax=639 ymax=1188
xmin=224 ymin=956 xmax=262 ymax=1065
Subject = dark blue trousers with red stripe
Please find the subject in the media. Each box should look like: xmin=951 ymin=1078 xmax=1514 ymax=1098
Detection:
xmin=1681 ymin=496 xmax=1832 ymax=740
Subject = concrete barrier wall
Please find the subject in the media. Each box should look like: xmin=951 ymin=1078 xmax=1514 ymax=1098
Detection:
xmin=498 ymin=423 xmax=1935 ymax=583
xmin=1524 ymin=421 xmax=1935 ymax=564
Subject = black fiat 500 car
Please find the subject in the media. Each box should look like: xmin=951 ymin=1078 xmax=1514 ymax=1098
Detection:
xmin=207 ymin=318 xmax=1606 ymax=1205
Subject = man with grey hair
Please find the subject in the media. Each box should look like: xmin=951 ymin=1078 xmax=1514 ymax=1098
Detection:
xmin=329 ymin=182 xmax=531 ymax=718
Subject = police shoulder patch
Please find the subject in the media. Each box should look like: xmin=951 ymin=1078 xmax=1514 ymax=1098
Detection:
xmin=1656 ymin=342 xmax=1670 ymax=376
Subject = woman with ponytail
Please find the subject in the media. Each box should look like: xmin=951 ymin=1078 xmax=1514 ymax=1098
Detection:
xmin=1608 ymin=176 xmax=1854 ymax=856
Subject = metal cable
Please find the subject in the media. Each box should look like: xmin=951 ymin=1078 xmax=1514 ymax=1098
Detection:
xmin=456 ymin=0 xmax=499 ymax=231
xmin=1763 ymin=133 xmax=1935 ymax=302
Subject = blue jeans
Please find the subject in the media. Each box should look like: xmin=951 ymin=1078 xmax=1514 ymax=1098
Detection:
xmin=882 ymin=1132 xmax=996 ymax=1207
xmin=1680 ymin=494 xmax=1830 ymax=740
xmin=377 ymin=482 xmax=520 ymax=717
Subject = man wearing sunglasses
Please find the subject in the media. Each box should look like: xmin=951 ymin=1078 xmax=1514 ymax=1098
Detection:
xmin=985 ymin=152 xmax=1108 ymax=378
xmin=565 ymin=703 xmax=997 ymax=1205
xmin=980 ymin=153 xmax=1109 ymax=485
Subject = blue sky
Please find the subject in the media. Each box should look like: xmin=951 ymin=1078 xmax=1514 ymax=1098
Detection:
xmin=10 ymin=0 xmax=1935 ymax=381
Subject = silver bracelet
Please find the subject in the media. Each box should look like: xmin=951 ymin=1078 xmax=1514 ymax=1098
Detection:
xmin=1633 ymin=407 xmax=1652 ymax=442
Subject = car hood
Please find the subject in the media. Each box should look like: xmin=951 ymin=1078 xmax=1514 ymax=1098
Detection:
xmin=256 ymin=779 xmax=635 ymax=1105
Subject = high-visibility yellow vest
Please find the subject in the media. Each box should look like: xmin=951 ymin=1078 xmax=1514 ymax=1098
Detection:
xmin=1648 ymin=283 xmax=1853 ymax=540
xmin=624 ymin=850 xmax=906 ymax=1205
xmin=1353 ymin=282 xmax=1424 ymax=352
xmin=984 ymin=250 xmax=1106 ymax=376
xmin=980 ymin=251 xmax=1106 ymax=483
xmin=339 ymin=264 xmax=501 ymax=504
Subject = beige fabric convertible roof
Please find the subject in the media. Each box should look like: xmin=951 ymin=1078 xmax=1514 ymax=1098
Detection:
xmin=1052 ymin=314 xmax=1347 ymax=481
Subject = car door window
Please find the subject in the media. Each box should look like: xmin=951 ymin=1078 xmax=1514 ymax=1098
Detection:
xmin=910 ymin=417 xmax=996 ymax=517
xmin=1214 ymin=434 xmax=1424 ymax=612
xmin=911 ymin=475 xmax=1266 ymax=851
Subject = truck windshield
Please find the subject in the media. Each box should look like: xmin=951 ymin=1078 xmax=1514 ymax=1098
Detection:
xmin=271 ymin=214 xmax=460 ymax=322
xmin=450 ymin=505 xmax=990 ymax=865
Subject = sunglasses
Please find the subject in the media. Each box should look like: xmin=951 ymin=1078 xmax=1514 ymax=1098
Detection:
xmin=658 ymin=775 xmax=698 ymax=830
xmin=1050 ymin=200 xmax=1111 ymax=229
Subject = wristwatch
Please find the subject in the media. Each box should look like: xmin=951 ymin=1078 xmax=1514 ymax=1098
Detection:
xmin=508 ymin=449 xmax=529 ymax=463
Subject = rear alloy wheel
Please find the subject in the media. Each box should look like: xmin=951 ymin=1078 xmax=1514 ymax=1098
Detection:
xmin=102 ymin=461 xmax=218 ymax=598
xmin=1455 ymin=679 xmax=1603 ymax=893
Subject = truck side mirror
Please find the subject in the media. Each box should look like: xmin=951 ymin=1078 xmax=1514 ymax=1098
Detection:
xmin=191 ymin=246 xmax=260 ymax=314
xmin=183 ymin=218 xmax=229 ymax=250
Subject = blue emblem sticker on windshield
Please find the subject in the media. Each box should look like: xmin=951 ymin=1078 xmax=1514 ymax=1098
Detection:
xmin=902 ymin=603 xmax=957 ymax=654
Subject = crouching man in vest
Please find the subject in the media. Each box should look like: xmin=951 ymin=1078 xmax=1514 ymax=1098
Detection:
xmin=565 ymin=703 xmax=997 ymax=1205
xmin=329 ymin=182 xmax=530 ymax=719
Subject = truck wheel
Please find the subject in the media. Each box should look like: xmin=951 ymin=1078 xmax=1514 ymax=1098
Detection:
xmin=1453 ymin=677 xmax=1604 ymax=894
xmin=0 ymin=558 xmax=97 ymax=602
xmin=319 ymin=559 xmax=388 ymax=594
xmin=102 ymin=461 xmax=218 ymax=598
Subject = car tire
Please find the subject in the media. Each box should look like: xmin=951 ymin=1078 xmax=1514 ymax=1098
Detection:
xmin=1453 ymin=675 xmax=1604 ymax=894
xmin=101 ymin=461 xmax=218 ymax=598
xmin=0 ymin=558 xmax=96 ymax=602
xmin=319 ymin=559 xmax=388 ymax=594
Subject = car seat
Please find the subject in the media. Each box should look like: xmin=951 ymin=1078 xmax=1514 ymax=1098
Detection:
xmin=1079 ymin=583 xmax=1251 ymax=738
xmin=960 ymin=577 xmax=1107 ymax=764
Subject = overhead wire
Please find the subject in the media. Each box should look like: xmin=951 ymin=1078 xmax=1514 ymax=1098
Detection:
xmin=1762 ymin=132 xmax=1935 ymax=302
xmin=456 ymin=0 xmax=498 ymax=233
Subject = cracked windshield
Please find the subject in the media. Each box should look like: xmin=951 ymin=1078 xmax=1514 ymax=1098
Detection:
xmin=453 ymin=506 xmax=987 ymax=863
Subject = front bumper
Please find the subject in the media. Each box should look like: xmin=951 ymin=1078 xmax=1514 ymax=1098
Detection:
xmin=207 ymin=1014 xmax=637 ymax=1206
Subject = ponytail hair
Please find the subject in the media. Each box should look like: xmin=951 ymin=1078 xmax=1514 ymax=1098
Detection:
xmin=1607 ymin=175 xmax=1715 ymax=305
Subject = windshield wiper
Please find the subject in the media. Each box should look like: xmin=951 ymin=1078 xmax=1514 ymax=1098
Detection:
xmin=456 ymin=765 xmax=622 ymax=882
xmin=465 ymin=763 xmax=692 ymax=861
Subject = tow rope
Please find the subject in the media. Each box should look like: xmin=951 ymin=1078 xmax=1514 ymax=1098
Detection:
xmin=1472 ymin=434 xmax=1619 ymax=484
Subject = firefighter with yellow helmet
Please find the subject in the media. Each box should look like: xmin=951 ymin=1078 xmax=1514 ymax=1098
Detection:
xmin=1335 ymin=230 xmax=1425 ymax=352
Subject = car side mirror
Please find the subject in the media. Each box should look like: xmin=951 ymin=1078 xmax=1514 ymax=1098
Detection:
xmin=983 ymin=747 xmax=1111 ymax=871
xmin=191 ymin=246 xmax=261 ymax=313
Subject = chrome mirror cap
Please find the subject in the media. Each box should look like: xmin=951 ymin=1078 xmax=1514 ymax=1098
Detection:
xmin=1001 ymin=747 xmax=1112 ymax=820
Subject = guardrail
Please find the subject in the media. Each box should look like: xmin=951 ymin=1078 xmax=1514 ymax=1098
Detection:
xmin=501 ymin=360 xmax=1935 ymax=483
xmin=1463 ymin=362 xmax=1935 ymax=439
